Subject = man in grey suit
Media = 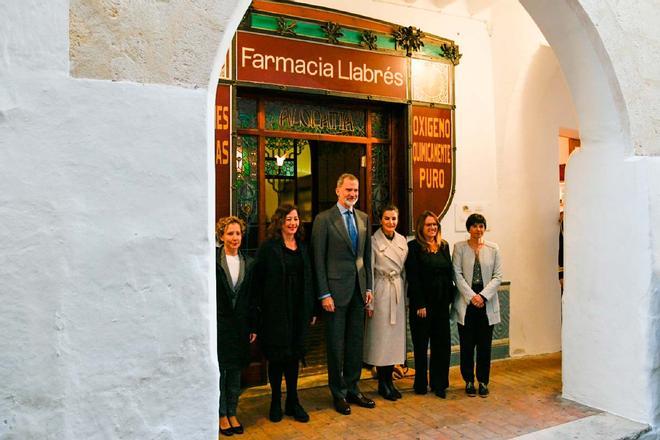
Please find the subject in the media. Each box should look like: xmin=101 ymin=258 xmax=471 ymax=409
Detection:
xmin=312 ymin=173 xmax=375 ymax=415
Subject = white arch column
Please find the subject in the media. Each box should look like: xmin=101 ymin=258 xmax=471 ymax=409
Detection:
xmin=521 ymin=0 xmax=658 ymax=427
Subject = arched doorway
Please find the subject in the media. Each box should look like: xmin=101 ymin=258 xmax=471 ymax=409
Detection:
xmin=208 ymin=0 xmax=653 ymax=428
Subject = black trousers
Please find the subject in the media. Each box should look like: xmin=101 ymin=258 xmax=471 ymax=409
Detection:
xmin=268 ymin=359 xmax=300 ymax=402
xmin=409 ymin=307 xmax=451 ymax=392
xmin=323 ymin=289 xmax=365 ymax=399
xmin=458 ymin=304 xmax=494 ymax=384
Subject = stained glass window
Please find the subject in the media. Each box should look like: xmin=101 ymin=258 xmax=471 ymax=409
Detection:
xmin=370 ymin=111 xmax=390 ymax=139
xmin=234 ymin=135 xmax=258 ymax=252
xmin=237 ymin=97 xmax=257 ymax=129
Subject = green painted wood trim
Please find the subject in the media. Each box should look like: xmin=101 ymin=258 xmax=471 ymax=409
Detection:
xmin=249 ymin=13 xmax=419 ymax=56
xmin=250 ymin=13 xmax=278 ymax=31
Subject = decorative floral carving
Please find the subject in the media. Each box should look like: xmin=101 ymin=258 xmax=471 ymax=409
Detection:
xmin=440 ymin=43 xmax=462 ymax=65
xmin=360 ymin=30 xmax=378 ymax=50
xmin=392 ymin=26 xmax=425 ymax=56
xmin=321 ymin=21 xmax=344 ymax=44
xmin=276 ymin=16 xmax=297 ymax=37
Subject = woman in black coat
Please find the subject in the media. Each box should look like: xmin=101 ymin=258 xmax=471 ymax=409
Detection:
xmin=216 ymin=216 xmax=256 ymax=436
xmin=405 ymin=210 xmax=455 ymax=398
xmin=252 ymin=204 xmax=316 ymax=423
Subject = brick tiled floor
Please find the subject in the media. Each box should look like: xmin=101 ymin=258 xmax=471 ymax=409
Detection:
xmin=233 ymin=353 xmax=599 ymax=439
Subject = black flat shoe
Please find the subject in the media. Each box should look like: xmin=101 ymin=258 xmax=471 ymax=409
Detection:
xmin=269 ymin=400 xmax=282 ymax=422
xmin=346 ymin=392 xmax=376 ymax=408
xmin=333 ymin=397 xmax=351 ymax=415
xmin=465 ymin=382 xmax=477 ymax=397
xmin=435 ymin=388 xmax=446 ymax=399
xmin=285 ymin=400 xmax=310 ymax=423
xmin=478 ymin=383 xmax=489 ymax=398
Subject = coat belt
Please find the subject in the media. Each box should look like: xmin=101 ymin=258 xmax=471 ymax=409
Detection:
xmin=374 ymin=269 xmax=402 ymax=325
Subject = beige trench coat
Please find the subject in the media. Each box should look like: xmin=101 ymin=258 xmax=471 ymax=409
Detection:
xmin=363 ymin=228 xmax=408 ymax=366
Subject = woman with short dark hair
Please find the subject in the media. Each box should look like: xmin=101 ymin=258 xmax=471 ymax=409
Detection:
xmin=252 ymin=204 xmax=316 ymax=423
xmin=452 ymin=213 xmax=502 ymax=398
xmin=405 ymin=210 xmax=455 ymax=398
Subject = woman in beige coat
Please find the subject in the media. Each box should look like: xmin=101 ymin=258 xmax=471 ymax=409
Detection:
xmin=364 ymin=205 xmax=408 ymax=401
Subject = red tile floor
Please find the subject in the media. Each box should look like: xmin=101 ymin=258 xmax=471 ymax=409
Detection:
xmin=231 ymin=353 xmax=599 ymax=439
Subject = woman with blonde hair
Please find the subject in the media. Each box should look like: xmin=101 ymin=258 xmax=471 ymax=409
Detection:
xmin=405 ymin=210 xmax=455 ymax=398
xmin=216 ymin=216 xmax=256 ymax=436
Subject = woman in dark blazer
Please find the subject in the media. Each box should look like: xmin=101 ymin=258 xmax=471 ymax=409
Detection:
xmin=252 ymin=204 xmax=316 ymax=423
xmin=216 ymin=216 xmax=256 ymax=436
xmin=405 ymin=210 xmax=455 ymax=398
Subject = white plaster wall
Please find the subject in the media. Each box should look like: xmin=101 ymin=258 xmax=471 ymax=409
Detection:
xmin=2 ymin=0 xmax=659 ymax=437
xmin=0 ymin=0 xmax=249 ymax=437
xmin=489 ymin=0 xmax=578 ymax=356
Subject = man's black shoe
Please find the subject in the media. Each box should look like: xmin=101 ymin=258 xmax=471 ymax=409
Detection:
xmin=465 ymin=382 xmax=477 ymax=397
xmin=435 ymin=388 xmax=447 ymax=399
xmin=333 ymin=397 xmax=351 ymax=415
xmin=346 ymin=392 xmax=376 ymax=408
xmin=478 ymin=383 xmax=489 ymax=397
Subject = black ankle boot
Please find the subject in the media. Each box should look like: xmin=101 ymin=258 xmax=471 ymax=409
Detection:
xmin=285 ymin=399 xmax=309 ymax=423
xmin=377 ymin=378 xmax=397 ymax=401
xmin=388 ymin=379 xmax=402 ymax=399
xmin=269 ymin=398 xmax=282 ymax=422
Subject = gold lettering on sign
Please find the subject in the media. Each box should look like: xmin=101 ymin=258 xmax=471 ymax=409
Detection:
xmin=412 ymin=114 xmax=451 ymax=189
xmin=216 ymin=103 xmax=230 ymax=165
xmin=279 ymin=107 xmax=355 ymax=134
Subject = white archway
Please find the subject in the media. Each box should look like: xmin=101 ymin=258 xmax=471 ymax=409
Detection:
xmin=205 ymin=0 xmax=655 ymax=427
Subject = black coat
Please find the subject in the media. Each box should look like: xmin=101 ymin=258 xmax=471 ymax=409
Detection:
xmin=405 ymin=239 xmax=455 ymax=316
xmin=216 ymin=247 xmax=255 ymax=369
xmin=252 ymin=238 xmax=315 ymax=362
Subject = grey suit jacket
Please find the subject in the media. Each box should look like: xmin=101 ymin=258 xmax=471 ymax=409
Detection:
xmin=311 ymin=205 xmax=373 ymax=307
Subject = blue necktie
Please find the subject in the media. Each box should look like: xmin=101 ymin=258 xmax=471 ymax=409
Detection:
xmin=345 ymin=210 xmax=358 ymax=253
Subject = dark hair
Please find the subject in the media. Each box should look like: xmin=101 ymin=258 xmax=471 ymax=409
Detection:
xmin=379 ymin=203 xmax=399 ymax=219
xmin=466 ymin=213 xmax=487 ymax=230
xmin=414 ymin=210 xmax=441 ymax=252
xmin=266 ymin=204 xmax=305 ymax=241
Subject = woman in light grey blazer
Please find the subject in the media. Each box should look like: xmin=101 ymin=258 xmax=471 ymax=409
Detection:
xmin=452 ymin=213 xmax=502 ymax=398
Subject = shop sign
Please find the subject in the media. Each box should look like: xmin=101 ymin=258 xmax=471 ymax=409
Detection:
xmin=237 ymin=31 xmax=408 ymax=100
xmin=215 ymin=84 xmax=232 ymax=221
xmin=411 ymin=106 xmax=453 ymax=223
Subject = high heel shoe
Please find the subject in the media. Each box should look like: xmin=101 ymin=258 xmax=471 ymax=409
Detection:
xmin=219 ymin=417 xmax=234 ymax=437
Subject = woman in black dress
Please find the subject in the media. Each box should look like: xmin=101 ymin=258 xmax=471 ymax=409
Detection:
xmin=405 ymin=210 xmax=455 ymax=398
xmin=252 ymin=204 xmax=316 ymax=423
xmin=216 ymin=216 xmax=256 ymax=436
